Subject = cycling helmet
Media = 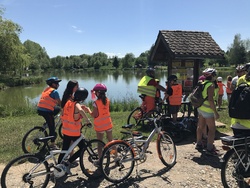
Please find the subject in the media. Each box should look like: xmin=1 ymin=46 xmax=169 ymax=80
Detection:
xmin=46 ymin=77 xmax=61 ymax=86
xmin=92 ymin=83 xmax=107 ymax=93
xmin=146 ymin=68 xmax=155 ymax=77
xmin=244 ymin=62 xmax=250 ymax=72
xmin=74 ymin=87 xmax=89 ymax=101
xmin=167 ymin=75 xmax=177 ymax=82
xmin=217 ymin=77 xmax=223 ymax=82
xmin=202 ymin=68 xmax=217 ymax=77
xmin=236 ymin=65 xmax=245 ymax=71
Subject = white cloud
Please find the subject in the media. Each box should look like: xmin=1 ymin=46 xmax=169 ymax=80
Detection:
xmin=71 ymin=25 xmax=83 ymax=33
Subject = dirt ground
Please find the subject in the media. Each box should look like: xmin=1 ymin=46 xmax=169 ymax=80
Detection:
xmin=0 ymin=130 xmax=230 ymax=188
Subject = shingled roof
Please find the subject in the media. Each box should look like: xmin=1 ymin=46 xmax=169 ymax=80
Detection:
xmin=150 ymin=30 xmax=225 ymax=61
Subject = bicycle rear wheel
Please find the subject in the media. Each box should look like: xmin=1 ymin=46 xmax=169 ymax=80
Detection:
xmin=157 ymin=132 xmax=177 ymax=167
xmin=100 ymin=140 xmax=135 ymax=183
xmin=221 ymin=147 xmax=250 ymax=188
xmin=1 ymin=154 xmax=50 ymax=188
xmin=22 ymin=126 xmax=48 ymax=153
xmin=80 ymin=139 xmax=105 ymax=179
xmin=127 ymin=107 xmax=143 ymax=126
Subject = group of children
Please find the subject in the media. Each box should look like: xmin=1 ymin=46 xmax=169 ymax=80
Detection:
xmin=37 ymin=77 xmax=113 ymax=173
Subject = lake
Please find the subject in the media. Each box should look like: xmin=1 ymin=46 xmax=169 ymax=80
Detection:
xmin=0 ymin=69 xmax=235 ymax=109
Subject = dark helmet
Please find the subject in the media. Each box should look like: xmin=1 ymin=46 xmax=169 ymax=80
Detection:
xmin=202 ymin=68 xmax=217 ymax=77
xmin=167 ymin=75 xmax=177 ymax=82
xmin=46 ymin=77 xmax=62 ymax=86
xmin=92 ymin=83 xmax=107 ymax=93
xmin=74 ymin=87 xmax=89 ymax=101
xmin=146 ymin=68 xmax=155 ymax=77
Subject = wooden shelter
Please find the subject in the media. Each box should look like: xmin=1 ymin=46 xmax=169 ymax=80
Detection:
xmin=150 ymin=30 xmax=225 ymax=94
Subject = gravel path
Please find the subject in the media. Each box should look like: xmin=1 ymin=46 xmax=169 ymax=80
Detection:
xmin=0 ymin=131 xmax=229 ymax=188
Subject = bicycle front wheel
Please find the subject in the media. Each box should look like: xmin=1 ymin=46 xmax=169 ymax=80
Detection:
xmin=80 ymin=139 xmax=105 ymax=179
xmin=127 ymin=107 xmax=143 ymax=126
xmin=1 ymin=154 xmax=50 ymax=188
xmin=157 ymin=132 xmax=177 ymax=167
xmin=22 ymin=126 xmax=48 ymax=153
xmin=100 ymin=140 xmax=135 ymax=183
xmin=221 ymin=147 xmax=250 ymax=188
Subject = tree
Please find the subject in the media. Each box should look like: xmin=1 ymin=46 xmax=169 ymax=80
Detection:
xmin=228 ymin=34 xmax=247 ymax=67
xmin=112 ymin=56 xmax=119 ymax=69
xmin=122 ymin=53 xmax=135 ymax=68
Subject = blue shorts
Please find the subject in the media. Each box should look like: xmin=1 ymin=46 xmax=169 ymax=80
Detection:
xmin=197 ymin=109 xmax=214 ymax=118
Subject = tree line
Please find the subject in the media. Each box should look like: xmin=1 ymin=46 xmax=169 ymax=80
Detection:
xmin=1 ymin=7 xmax=250 ymax=78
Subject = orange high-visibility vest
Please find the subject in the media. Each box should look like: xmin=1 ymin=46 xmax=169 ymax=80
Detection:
xmin=94 ymin=99 xmax=113 ymax=132
xmin=61 ymin=100 xmax=82 ymax=136
xmin=169 ymin=84 xmax=182 ymax=105
xmin=226 ymin=81 xmax=232 ymax=94
xmin=218 ymin=82 xmax=224 ymax=95
xmin=37 ymin=87 xmax=57 ymax=111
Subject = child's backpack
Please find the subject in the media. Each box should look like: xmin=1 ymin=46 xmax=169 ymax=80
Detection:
xmin=229 ymin=82 xmax=250 ymax=119
xmin=188 ymin=81 xmax=210 ymax=108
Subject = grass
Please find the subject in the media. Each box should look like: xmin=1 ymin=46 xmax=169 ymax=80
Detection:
xmin=0 ymin=101 xmax=232 ymax=164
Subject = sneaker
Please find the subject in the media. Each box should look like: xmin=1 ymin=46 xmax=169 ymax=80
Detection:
xmin=49 ymin=144 xmax=60 ymax=150
xmin=205 ymin=147 xmax=220 ymax=156
xmin=195 ymin=144 xmax=204 ymax=151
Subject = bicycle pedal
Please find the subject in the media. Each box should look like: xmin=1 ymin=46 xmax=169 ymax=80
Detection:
xmin=146 ymin=150 xmax=152 ymax=154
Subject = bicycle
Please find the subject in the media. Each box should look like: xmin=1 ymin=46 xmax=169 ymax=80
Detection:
xmin=22 ymin=113 xmax=63 ymax=154
xmin=1 ymin=124 xmax=106 ymax=188
xmin=127 ymin=94 xmax=167 ymax=128
xmin=220 ymin=135 xmax=250 ymax=188
xmin=99 ymin=115 xmax=177 ymax=183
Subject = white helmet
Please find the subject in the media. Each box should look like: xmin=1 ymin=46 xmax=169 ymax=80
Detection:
xmin=202 ymin=68 xmax=217 ymax=77
xmin=217 ymin=77 xmax=223 ymax=82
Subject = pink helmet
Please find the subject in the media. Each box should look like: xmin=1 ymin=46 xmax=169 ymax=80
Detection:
xmin=92 ymin=83 xmax=107 ymax=92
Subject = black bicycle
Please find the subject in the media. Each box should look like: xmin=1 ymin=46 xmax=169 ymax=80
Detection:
xmin=21 ymin=113 xmax=64 ymax=153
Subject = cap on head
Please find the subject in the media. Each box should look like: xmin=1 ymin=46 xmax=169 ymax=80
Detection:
xmin=46 ymin=77 xmax=62 ymax=86
xmin=92 ymin=83 xmax=107 ymax=93
xmin=74 ymin=87 xmax=88 ymax=101
xmin=217 ymin=77 xmax=223 ymax=82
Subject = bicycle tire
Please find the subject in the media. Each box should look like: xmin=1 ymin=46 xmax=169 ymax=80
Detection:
xmin=100 ymin=140 xmax=135 ymax=183
xmin=157 ymin=132 xmax=177 ymax=167
xmin=1 ymin=154 xmax=50 ymax=188
xmin=127 ymin=107 xmax=144 ymax=126
xmin=58 ymin=123 xmax=64 ymax=139
xmin=22 ymin=126 xmax=48 ymax=153
xmin=221 ymin=147 xmax=250 ymax=188
xmin=80 ymin=139 xmax=105 ymax=179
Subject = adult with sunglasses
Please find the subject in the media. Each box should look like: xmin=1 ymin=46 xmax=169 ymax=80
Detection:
xmin=231 ymin=65 xmax=245 ymax=91
xmin=195 ymin=68 xmax=220 ymax=156
xmin=37 ymin=76 xmax=62 ymax=150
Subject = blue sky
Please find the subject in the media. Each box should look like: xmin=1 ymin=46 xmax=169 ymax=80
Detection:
xmin=1 ymin=0 xmax=250 ymax=58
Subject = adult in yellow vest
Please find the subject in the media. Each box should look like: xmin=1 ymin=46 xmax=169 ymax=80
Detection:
xmin=231 ymin=62 xmax=250 ymax=136
xmin=37 ymin=77 xmax=62 ymax=150
xmin=163 ymin=75 xmax=182 ymax=122
xmin=87 ymin=83 xmax=113 ymax=158
xmin=137 ymin=68 xmax=166 ymax=112
xmin=58 ymin=87 xmax=91 ymax=174
xmin=195 ymin=68 xmax=220 ymax=156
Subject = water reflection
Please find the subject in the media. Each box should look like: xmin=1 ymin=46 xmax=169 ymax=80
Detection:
xmin=0 ymin=69 xmax=235 ymax=109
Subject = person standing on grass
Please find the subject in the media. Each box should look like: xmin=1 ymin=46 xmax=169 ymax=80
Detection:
xmin=231 ymin=65 xmax=245 ymax=91
xmin=195 ymin=68 xmax=220 ymax=156
xmin=59 ymin=87 xmax=91 ymax=174
xmin=217 ymin=77 xmax=226 ymax=110
xmin=87 ymin=83 xmax=113 ymax=159
xmin=37 ymin=77 xmax=62 ymax=150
